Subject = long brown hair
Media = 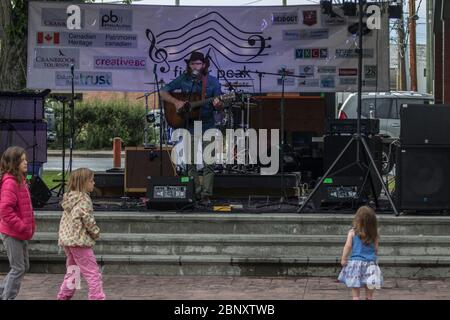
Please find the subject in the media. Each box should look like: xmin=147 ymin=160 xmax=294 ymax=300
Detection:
xmin=67 ymin=168 xmax=93 ymax=193
xmin=0 ymin=146 xmax=27 ymax=185
xmin=352 ymin=206 xmax=379 ymax=245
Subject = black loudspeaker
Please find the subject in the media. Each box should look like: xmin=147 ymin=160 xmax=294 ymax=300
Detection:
xmin=0 ymin=92 xmax=45 ymax=121
xmin=396 ymin=146 xmax=450 ymax=211
xmin=324 ymin=135 xmax=383 ymax=177
xmin=146 ymin=176 xmax=195 ymax=210
xmin=316 ymin=135 xmax=383 ymax=207
xmin=400 ymin=105 xmax=450 ymax=145
xmin=0 ymin=122 xmax=48 ymax=163
xmin=29 ymin=176 xmax=51 ymax=208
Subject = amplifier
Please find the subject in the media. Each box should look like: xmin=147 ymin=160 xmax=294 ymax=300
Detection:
xmin=325 ymin=119 xmax=380 ymax=135
xmin=125 ymin=147 xmax=176 ymax=193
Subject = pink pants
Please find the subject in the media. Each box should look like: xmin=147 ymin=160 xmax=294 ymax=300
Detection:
xmin=57 ymin=246 xmax=105 ymax=300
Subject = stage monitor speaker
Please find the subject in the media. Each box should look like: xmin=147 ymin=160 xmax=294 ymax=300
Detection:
xmin=400 ymin=104 xmax=450 ymax=145
xmin=146 ymin=176 xmax=195 ymax=210
xmin=124 ymin=147 xmax=176 ymax=193
xmin=29 ymin=176 xmax=51 ymax=208
xmin=0 ymin=122 xmax=48 ymax=163
xmin=312 ymin=176 xmax=371 ymax=209
xmin=396 ymin=146 xmax=450 ymax=211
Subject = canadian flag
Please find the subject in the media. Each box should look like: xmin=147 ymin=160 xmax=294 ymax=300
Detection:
xmin=37 ymin=32 xmax=60 ymax=45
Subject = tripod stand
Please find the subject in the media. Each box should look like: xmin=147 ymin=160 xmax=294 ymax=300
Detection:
xmin=297 ymin=0 xmax=399 ymax=215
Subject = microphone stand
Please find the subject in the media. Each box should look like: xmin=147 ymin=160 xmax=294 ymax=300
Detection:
xmin=245 ymin=68 xmax=306 ymax=210
xmin=153 ymin=65 xmax=164 ymax=175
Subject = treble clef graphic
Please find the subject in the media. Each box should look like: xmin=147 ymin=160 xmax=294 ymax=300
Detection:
xmin=146 ymin=28 xmax=170 ymax=73
xmin=246 ymin=35 xmax=271 ymax=62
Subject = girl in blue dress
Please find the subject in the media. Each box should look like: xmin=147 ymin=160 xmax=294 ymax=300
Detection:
xmin=338 ymin=206 xmax=383 ymax=300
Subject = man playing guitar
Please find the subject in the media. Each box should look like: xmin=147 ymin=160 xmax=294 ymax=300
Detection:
xmin=160 ymin=51 xmax=223 ymax=205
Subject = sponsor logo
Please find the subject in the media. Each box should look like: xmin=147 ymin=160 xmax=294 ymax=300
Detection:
xmin=299 ymin=29 xmax=329 ymax=40
xmin=295 ymin=48 xmax=328 ymax=59
xmin=302 ymin=10 xmax=317 ymax=26
xmin=335 ymin=49 xmax=374 ymax=58
xmin=37 ymin=32 xmax=60 ymax=45
xmin=339 ymin=68 xmax=358 ymax=76
xmin=320 ymin=75 xmax=335 ymax=88
xmin=364 ymin=65 xmax=377 ymax=79
xmin=284 ymin=29 xmax=329 ymax=41
xmin=317 ymin=66 xmax=336 ymax=74
xmin=55 ymin=71 xmax=112 ymax=87
xmin=34 ymin=48 xmax=79 ymax=69
xmin=272 ymin=12 xmax=298 ymax=25
xmin=36 ymin=32 xmax=137 ymax=48
xmin=99 ymin=9 xmax=133 ymax=31
xmin=299 ymin=65 xmax=315 ymax=78
xmin=339 ymin=77 xmax=357 ymax=86
xmin=94 ymin=56 xmax=146 ymax=69
xmin=298 ymin=79 xmax=320 ymax=87
xmin=282 ymin=30 xmax=301 ymax=41
xmin=41 ymin=8 xmax=84 ymax=28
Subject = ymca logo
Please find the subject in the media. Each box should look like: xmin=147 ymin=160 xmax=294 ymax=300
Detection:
xmin=37 ymin=32 xmax=60 ymax=45
xmin=295 ymin=48 xmax=328 ymax=59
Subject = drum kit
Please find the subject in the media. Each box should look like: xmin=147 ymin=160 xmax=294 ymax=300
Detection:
xmin=215 ymin=82 xmax=260 ymax=174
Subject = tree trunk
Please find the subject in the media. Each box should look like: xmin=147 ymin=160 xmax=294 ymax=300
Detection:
xmin=0 ymin=0 xmax=27 ymax=91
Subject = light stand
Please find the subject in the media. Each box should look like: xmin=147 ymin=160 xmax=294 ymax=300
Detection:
xmin=297 ymin=0 xmax=399 ymax=215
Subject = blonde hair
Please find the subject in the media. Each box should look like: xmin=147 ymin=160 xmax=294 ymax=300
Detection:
xmin=0 ymin=146 xmax=27 ymax=184
xmin=67 ymin=168 xmax=94 ymax=193
xmin=352 ymin=206 xmax=379 ymax=245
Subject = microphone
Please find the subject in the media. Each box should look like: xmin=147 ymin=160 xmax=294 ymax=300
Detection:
xmin=191 ymin=69 xmax=201 ymax=81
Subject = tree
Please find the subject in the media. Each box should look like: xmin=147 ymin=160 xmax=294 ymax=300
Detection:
xmin=0 ymin=0 xmax=27 ymax=90
xmin=0 ymin=0 xmax=132 ymax=91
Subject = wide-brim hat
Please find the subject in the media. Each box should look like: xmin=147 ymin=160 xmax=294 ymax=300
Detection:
xmin=184 ymin=51 xmax=209 ymax=66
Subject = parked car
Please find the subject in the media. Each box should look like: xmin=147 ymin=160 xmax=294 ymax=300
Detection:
xmin=337 ymin=91 xmax=434 ymax=174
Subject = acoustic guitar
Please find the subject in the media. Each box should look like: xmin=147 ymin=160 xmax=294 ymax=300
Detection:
xmin=163 ymin=91 xmax=235 ymax=129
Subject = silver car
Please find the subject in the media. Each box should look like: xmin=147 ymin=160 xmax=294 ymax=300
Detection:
xmin=337 ymin=91 xmax=434 ymax=173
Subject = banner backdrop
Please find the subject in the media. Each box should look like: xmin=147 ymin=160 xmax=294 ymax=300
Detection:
xmin=27 ymin=2 xmax=390 ymax=92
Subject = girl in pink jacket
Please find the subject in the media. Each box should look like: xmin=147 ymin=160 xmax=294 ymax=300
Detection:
xmin=0 ymin=146 xmax=35 ymax=300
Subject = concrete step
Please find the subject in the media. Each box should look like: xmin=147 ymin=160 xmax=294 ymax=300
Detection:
xmin=15 ymin=233 xmax=450 ymax=257
xmin=1 ymin=254 xmax=449 ymax=278
xmin=34 ymin=212 xmax=450 ymax=236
